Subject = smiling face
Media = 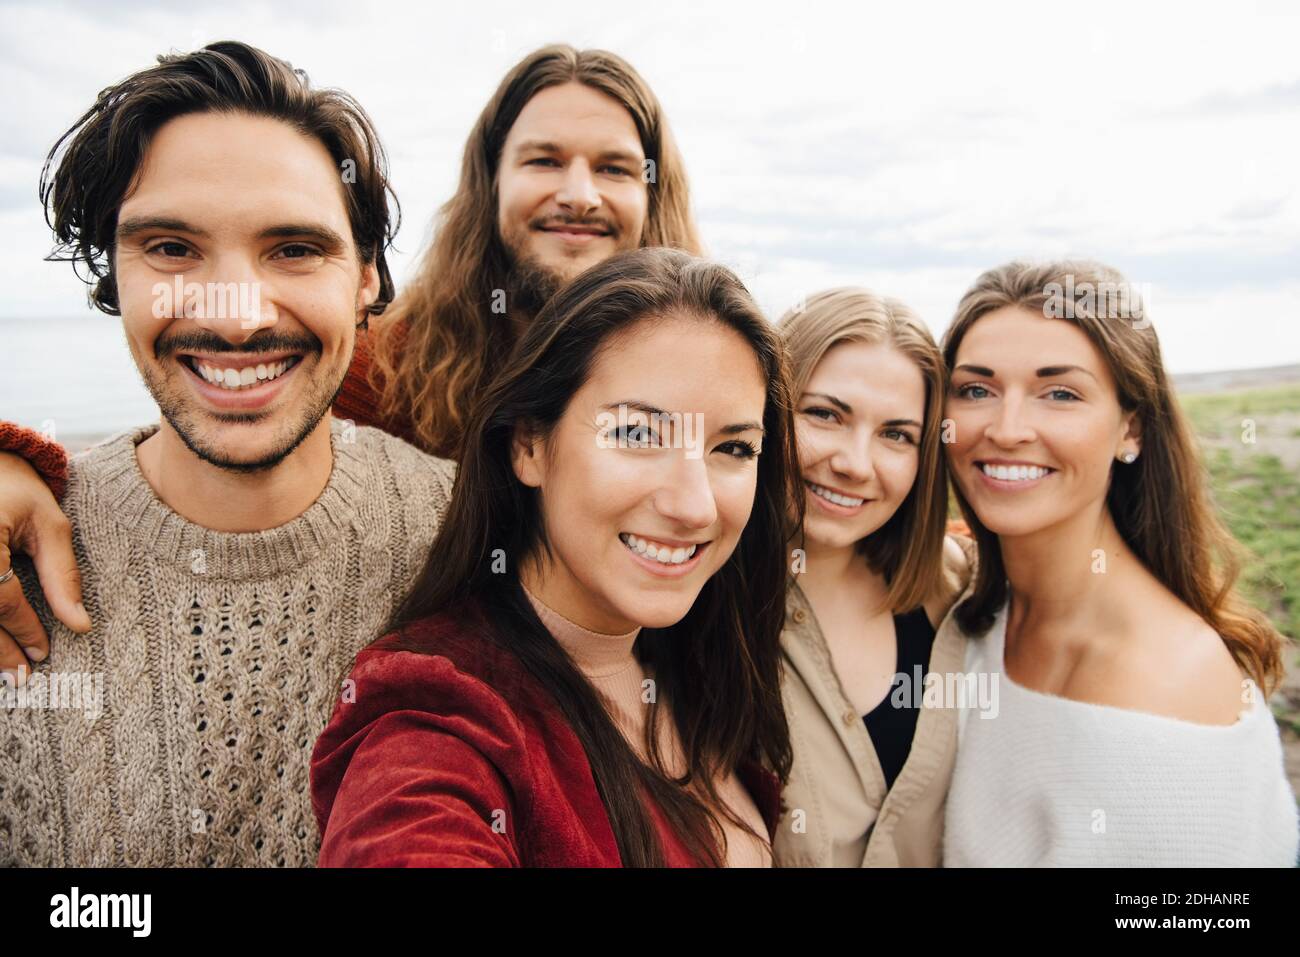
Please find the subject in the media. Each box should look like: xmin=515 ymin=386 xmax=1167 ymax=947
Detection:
xmin=114 ymin=111 xmax=378 ymax=471
xmin=512 ymin=314 xmax=767 ymax=634
xmin=496 ymin=81 xmax=648 ymax=297
xmin=945 ymin=306 xmax=1141 ymax=539
xmin=795 ymin=340 xmax=926 ymax=552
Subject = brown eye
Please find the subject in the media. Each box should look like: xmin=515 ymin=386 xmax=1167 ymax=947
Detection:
xmin=149 ymin=241 xmax=191 ymax=258
xmin=718 ymin=440 xmax=758 ymax=460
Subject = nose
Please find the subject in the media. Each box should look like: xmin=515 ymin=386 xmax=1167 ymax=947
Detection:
xmin=828 ymin=430 xmax=876 ymax=485
xmin=554 ymin=158 xmax=601 ymax=219
xmin=183 ymin=255 xmax=279 ymax=345
xmin=985 ymin=392 xmax=1036 ymax=448
xmin=653 ymin=454 xmax=719 ymax=532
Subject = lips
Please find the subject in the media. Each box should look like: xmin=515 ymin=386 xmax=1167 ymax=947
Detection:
xmin=181 ymin=354 xmax=302 ymax=390
xmin=974 ymin=460 xmax=1056 ymax=488
xmin=175 ymin=353 xmax=304 ymax=411
xmin=804 ymin=481 xmax=873 ymax=518
xmin=618 ymin=532 xmax=711 ymax=576
xmin=536 ymin=220 xmax=613 ymax=240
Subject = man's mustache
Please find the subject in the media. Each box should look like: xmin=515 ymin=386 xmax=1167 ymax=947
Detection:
xmin=154 ymin=332 xmax=321 ymax=359
xmin=531 ymin=214 xmax=617 ymax=236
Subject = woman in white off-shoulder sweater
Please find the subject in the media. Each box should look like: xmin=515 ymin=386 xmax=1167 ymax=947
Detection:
xmin=937 ymin=260 xmax=1299 ymax=867
xmin=948 ymin=601 xmax=1297 ymax=865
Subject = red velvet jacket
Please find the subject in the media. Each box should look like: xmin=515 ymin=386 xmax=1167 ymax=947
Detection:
xmin=310 ymin=599 xmax=784 ymax=867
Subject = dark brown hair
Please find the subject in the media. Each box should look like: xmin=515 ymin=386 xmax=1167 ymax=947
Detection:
xmin=391 ymin=247 xmax=799 ymax=866
xmin=943 ymin=259 xmax=1286 ymax=693
xmin=371 ymin=43 xmax=702 ymax=458
xmin=41 ymin=39 xmax=397 ymax=317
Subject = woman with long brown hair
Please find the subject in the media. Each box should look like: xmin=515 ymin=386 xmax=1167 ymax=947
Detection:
xmin=940 ymin=260 xmax=1298 ymax=865
xmin=311 ymin=248 xmax=800 ymax=866
xmin=773 ymin=289 xmax=972 ymax=868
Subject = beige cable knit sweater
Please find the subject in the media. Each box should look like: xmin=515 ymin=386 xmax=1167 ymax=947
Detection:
xmin=0 ymin=420 xmax=456 ymax=867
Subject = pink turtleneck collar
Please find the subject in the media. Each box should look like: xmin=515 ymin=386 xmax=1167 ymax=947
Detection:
xmin=520 ymin=581 xmax=643 ymax=678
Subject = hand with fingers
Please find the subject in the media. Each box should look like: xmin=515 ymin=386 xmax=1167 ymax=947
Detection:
xmin=0 ymin=451 xmax=91 ymax=685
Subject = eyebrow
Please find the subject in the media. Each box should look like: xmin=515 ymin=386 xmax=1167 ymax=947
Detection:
xmin=601 ymin=400 xmax=764 ymax=436
xmin=803 ymin=392 xmax=852 ymax=414
xmin=258 ymin=223 xmax=348 ymax=253
xmin=513 ymin=139 xmax=644 ymax=163
xmin=804 ymin=393 xmax=920 ymax=428
xmin=115 ymin=217 xmax=347 ymax=252
xmin=953 ymin=363 xmax=1097 ymax=382
xmin=116 ymin=216 xmax=208 ymax=240
xmin=1034 ymin=364 xmax=1098 ymax=382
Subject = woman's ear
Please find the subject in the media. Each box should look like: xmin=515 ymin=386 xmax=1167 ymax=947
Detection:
xmin=1117 ymin=409 xmax=1143 ymax=460
xmin=510 ymin=419 xmax=546 ymax=488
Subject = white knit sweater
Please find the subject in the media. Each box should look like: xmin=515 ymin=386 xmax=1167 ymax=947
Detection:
xmin=0 ymin=421 xmax=455 ymax=867
xmin=944 ymin=602 xmax=1299 ymax=867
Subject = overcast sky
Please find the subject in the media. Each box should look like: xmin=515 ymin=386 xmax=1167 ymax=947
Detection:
xmin=2 ymin=0 xmax=1298 ymax=374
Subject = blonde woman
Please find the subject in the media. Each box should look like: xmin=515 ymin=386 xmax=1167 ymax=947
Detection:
xmin=941 ymin=260 xmax=1298 ymax=866
xmin=774 ymin=289 xmax=973 ymax=867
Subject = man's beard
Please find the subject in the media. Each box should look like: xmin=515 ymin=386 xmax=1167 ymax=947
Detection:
xmin=141 ymin=334 xmax=348 ymax=475
xmin=498 ymin=213 xmax=623 ymax=319
xmin=504 ymin=249 xmax=565 ymax=319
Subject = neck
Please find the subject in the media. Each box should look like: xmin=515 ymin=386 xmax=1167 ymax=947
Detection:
xmin=135 ymin=417 xmax=335 ymax=532
xmin=1000 ymin=499 xmax=1134 ymax=631
xmin=793 ymin=533 xmax=889 ymax=610
xmin=518 ymin=552 xmax=638 ymax=635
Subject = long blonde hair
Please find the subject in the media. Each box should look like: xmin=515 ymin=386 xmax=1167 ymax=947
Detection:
xmin=778 ymin=288 xmax=949 ymax=613
xmin=371 ymin=44 xmax=702 ymax=458
xmin=942 ymin=260 xmax=1286 ymax=693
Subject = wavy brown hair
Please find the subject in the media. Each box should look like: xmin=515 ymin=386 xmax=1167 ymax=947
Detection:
xmin=40 ymin=39 xmax=397 ymax=318
xmin=390 ymin=248 xmax=799 ymax=866
xmin=778 ymin=288 xmax=949 ymax=613
xmin=370 ymin=44 xmax=702 ymax=458
xmin=942 ymin=260 xmax=1287 ymax=693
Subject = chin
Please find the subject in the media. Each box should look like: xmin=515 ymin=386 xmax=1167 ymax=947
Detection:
xmin=635 ymin=599 xmax=698 ymax=630
xmin=966 ymin=505 xmax=1056 ymax=539
xmin=179 ymin=419 xmax=308 ymax=473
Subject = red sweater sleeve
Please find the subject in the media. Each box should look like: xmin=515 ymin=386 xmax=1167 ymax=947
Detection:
xmin=331 ymin=326 xmax=422 ymax=450
xmin=311 ymin=648 xmax=528 ymax=868
xmin=0 ymin=421 xmax=69 ymax=502
xmin=317 ymin=709 xmax=521 ymax=867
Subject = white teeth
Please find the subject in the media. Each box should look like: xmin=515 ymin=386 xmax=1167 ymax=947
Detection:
xmin=619 ymin=533 xmax=698 ymax=565
xmin=982 ymin=463 xmax=1050 ymax=482
xmin=192 ymin=357 xmax=296 ymax=391
xmin=808 ymin=482 xmax=865 ymax=508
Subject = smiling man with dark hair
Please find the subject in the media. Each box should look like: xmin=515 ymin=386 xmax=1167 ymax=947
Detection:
xmin=0 ymin=41 xmax=456 ymax=866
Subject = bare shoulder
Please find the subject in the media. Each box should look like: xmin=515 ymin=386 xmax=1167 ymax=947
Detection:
xmin=1069 ymin=604 xmax=1248 ymax=726
xmin=922 ymin=535 xmax=975 ymax=627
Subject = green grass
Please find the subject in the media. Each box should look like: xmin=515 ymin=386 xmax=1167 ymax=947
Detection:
xmin=1181 ymin=383 xmax=1300 ymax=438
xmin=1179 ymin=385 xmax=1300 ymax=642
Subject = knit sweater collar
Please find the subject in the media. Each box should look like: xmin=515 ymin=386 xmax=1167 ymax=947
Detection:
xmin=520 ymin=581 xmax=642 ymax=678
xmin=78 ymin=419 xmax=371 ymax=581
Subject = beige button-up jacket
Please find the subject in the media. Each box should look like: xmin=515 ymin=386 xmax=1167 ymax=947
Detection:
xmin=773 ymin=536 xmax=975 ymax=867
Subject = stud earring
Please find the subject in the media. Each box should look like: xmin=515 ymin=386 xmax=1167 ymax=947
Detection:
xmin=1121 ymin=452 xmax=1137 ymax=464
